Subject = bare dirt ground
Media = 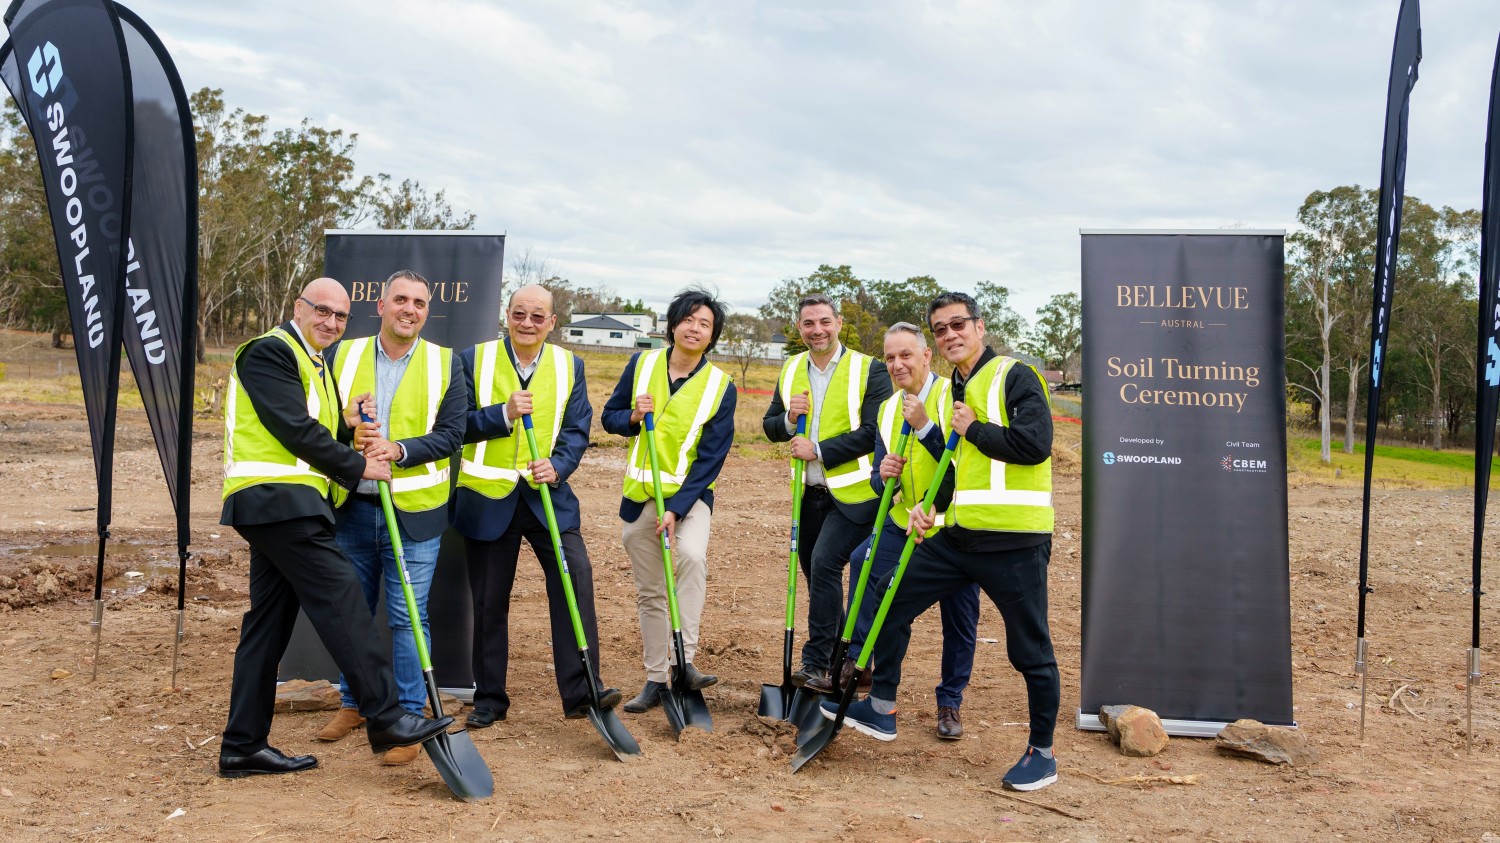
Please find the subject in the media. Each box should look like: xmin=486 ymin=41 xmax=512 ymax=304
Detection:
xmin=0 ymin=396 xmax=1498 ymax=842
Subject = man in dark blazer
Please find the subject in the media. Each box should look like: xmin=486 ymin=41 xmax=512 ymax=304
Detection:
xmin=763 ymin=293 xmax=891 ymax=689
xmin=454 ymin=283 xmax=620 ymax=728
xmin=218 ymin=277 xmax=452 ymax=779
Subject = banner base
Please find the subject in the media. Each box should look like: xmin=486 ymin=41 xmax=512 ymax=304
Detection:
xmin=1075 ymin=710 xmax=1298 ymax=738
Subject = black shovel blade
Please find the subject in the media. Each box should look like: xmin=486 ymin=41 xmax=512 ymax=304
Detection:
xmin=660 ymin=685 xmax=689 ymax=738
xmin=757 ymin=682 xmax=794 ymax=720
xmin=680 ymin=686 xmax=713 ymax=733
xmin=789 ymin=689 xmax=825 ymax=739
xmin=422 ymin=729 xmax=494 ymax=801
xmin=790 ymin=715 xmax=838 ymax=773
xmin=586 ymin=706 xmax=641 ymax=760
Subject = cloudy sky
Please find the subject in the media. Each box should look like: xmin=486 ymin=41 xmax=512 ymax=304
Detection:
xmin=36 ymin=1 xmax=1500 ymax=320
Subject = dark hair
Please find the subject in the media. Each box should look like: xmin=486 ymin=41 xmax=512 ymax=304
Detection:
xmin=926 ymin=290 xmax=980 ymax=323
xmin=668 ymin=286 xmax=727 ymax=353
xmin=797 ymin=292 xmax=838 ymax=318
xmin=385 ymin=269 xmax=433 ymax=295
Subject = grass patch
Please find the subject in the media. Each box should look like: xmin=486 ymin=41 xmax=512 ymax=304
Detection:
xmin=1288 ymin=434 xmax=1500 ymax=489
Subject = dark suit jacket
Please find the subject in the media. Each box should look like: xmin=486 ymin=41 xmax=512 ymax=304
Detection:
xmin=762 ymin=348 xmax=891 ymax=522
xmin=452 ymin=340 xmax=591 ymax=540
xmin=328 ymin=339 xmax=469 ymax=542
xmin=220 ymin=322 xmax=366 ymax=528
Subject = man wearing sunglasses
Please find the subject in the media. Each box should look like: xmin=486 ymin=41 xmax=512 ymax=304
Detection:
xmin=218 ymin=277 xmax=454 ymax=779
xmin=763 ymin=293 xmax=891 ymax=691
xmin=454 ymin=283 xmax=621 ymax=729
xmin=827 ymin=290 xmax=1059 ymax=793
xmin=312 ymin=270 xmax=469 ymax=766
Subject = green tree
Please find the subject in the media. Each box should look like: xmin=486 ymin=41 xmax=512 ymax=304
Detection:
xmin=974 ymin=281 xmax=1027 ymax=351
xmin=0 ymin=102 xmax=65 ymax=342
xmin=1022 ymin=292 xmax=1081 ymax=375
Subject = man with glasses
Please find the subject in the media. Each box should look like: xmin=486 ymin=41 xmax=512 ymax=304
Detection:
xmin=826 ymin=291 xmax=1060 ymax=793
xmin=763 ymin=293 xmax=890 ymax=691
xmin=219 ymin=277 xmax=453 ymax=779
xmin=454 ymin=283 xmax=621 ymax=729
xmin=313 ymin=271 xmax=468 ymax=766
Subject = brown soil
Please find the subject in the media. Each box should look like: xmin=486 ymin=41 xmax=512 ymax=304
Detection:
xmin=0 ymin=398 xmax=1497 ymax=842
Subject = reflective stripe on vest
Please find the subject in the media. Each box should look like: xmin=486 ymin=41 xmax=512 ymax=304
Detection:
xmin=877 ymin=375 xmax=952 ymax=535
xmin=776 ymin=349 xmax=876 ymax=504
xmin=332 ymin=336 xmax=453 ymax=511
xmin=222 ymin=327 xmax=338 ymax=500
xmin=950 ymin=356 xmax=1053 ymax=532
xmin=457 ymin=341 xmax=571 ymax=497
xmin=622 ymin=349 xmax=731 ymax=501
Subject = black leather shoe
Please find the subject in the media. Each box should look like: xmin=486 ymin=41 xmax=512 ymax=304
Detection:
xmin=676 ymin=663 xmax=717 ymax=691
xmin=564 ymin=688 xmax=623 ymax=719
xmin=790 ymin=666 xmax=826 ymax=689
xmin=218 ymin=746 xmax=318 ymax=778
xmin=465 ymin=707 xmax=504 ymax=729
xmin=937 ymin=705 xmax=963 ymax=740
xmin=622 ymin=681 xmax=665 ymax=713
xmin=366 ymin=712 xmax=454 ymax=755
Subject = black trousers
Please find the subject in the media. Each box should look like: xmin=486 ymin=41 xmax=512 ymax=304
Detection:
xmin=465 ymin=502 xmax=603 ymax=716
xmin=796 ymin=486 xmax=873 ymax=673
xmin=869 ymin=533 xmax=1060 ymax=749
xmin=224 ymin=517 xmax=400 ymax=755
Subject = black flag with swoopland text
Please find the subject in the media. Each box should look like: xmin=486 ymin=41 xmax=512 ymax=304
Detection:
xmin=1 ymin=0 xmax=133 ymax=537
xmin=1472 ymin=33 xmax=1500 ymax=667
xmin=112 ymin=2 xmax=195 ymax=560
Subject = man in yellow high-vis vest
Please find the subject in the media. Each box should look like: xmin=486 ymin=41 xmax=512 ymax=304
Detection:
xmin=454 ymin=284 xmax=620 ymax=728
xmin=827 ymin=322 xmax=981 ymax=742
xmin=218 ymin=277 xmax=452 ymax=779
xmin=763 ymin=293 xmax=891 ymax=689
xmin=313 ymin=271 xmax=467 ymax=766
xmin=829 ymin=291 xmax=1060 ymax=794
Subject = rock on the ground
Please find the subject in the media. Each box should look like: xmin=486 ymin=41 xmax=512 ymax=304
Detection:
xmin=273 ymin=679 xmax=342 ymax=712
xmin=1215 ymin=719 xmax=1318 ymax=766
xmin=1116 ymin=706 xmax=1169 ymax=757
xmin=1098 ymin=704 xmax=1131 ymax=743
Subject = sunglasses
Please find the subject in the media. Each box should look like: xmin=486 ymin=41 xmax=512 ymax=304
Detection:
xmin=930 ymin=316 xmax=978 ymax=337
xmin=299 ymin=297 xmax=350 ymax=322
xmin=509 ymin=310 xmax=550 ymax=325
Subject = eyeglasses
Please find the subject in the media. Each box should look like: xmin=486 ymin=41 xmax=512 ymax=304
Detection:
xmin=930 ymin=316 xmax=978 ymax=337
xmin=299 ymin=297 xmax=349 ymax=322
xmin=509 ymin=310 xmax=550 ymax=325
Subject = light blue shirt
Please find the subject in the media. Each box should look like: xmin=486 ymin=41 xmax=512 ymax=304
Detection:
xmin=785 ymin=343 xmax=844 ymax=488
xmin=356 ymin=338 xmax=415 ymax=495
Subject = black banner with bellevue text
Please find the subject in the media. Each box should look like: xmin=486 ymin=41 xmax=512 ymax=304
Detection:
xmin=278 ymin=230 xmax=506 ymax=691
xmin=1079 ymin=230 xmax=1293 ymax=732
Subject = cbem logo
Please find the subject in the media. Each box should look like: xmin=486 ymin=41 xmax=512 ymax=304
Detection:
xmin=27 ymin=42 xmax=63 ymax=98
xmin=1102 ymin=451 xmax=1180 ymax=466
xmin=1222 ymin=455 xmax=1269 ymax=473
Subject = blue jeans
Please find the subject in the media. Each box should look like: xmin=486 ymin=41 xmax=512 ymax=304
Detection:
xmin=334 ymin=498 xmax=441 ymax=715
xmin=847 ymin=523 xmax=981 ymax=708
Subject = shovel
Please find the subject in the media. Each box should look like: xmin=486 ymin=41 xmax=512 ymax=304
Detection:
xmin=759 ymin=416 xmax=812 ymax=723
xmin=521 ymin=415 xmax=641 ymax=760
xmin=642 ymin=412 xmax=713 ymax=737
xmin=792 ymin=429 xmax=960 ymax=773
xmin=795 ymin=418 xmax=911 ymax=746
xmin=375 ymin=480 xmax=495 ymax=800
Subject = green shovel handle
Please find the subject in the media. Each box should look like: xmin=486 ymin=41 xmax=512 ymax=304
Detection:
xmin=784 ymin=415 xmax=807 ymax=629
xmin=856 ymin=429 xmax=961 ymax=671
xmin=376 ymin=480 xmax=435 ymax=672
xmin=841 ymin=416 xmax=911 ymax=641
xmin=642 ymin=412 xmax=686 ymax=631
xmin=520 ymin=414 xmax=591 ymax=650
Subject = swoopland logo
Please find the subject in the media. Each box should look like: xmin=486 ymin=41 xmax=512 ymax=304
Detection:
xmin=1101 ymin=451 xmax=1180 ymax=466
xmin=1102 ymin=452 xmax=1115 ymax=465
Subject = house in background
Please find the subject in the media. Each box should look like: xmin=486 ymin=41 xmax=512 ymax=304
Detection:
xmin=576 ymin=312 xmax=655 ymax=334
xmin=563 ymin=315 xmax=653 ymax=348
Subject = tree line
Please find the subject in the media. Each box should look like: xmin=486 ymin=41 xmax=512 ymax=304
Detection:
xmin=0 ymin=88 xmax=474 ymax=361
xmin=1286 ymin=185 xmax=1482 ymax=460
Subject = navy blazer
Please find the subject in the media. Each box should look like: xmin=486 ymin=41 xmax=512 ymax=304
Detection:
xmin=452 ymin=340 xmax=592 ymax=539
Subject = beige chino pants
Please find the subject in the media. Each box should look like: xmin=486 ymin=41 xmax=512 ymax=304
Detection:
xmin=622 ymin=499 xmax=710 ymax=682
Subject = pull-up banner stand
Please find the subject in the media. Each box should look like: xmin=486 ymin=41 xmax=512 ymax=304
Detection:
xmin=1078 ymin=230 xmax=1293 ymax=736
xmin=278 ymin=230 xmax=505 ymax=696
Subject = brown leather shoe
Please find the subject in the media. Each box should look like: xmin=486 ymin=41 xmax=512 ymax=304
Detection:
xmin=856 ymin=663 xmax=873 ymax=693
xmin=316 ymin=707 xmax=365 ymax=742
xmin=806 ymin=658 xmax=858 ymax=695
xmin=381 ymin=743 xmax=421 ymax=766
xmin=936 ymin=705 xmax=963 ymax=740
